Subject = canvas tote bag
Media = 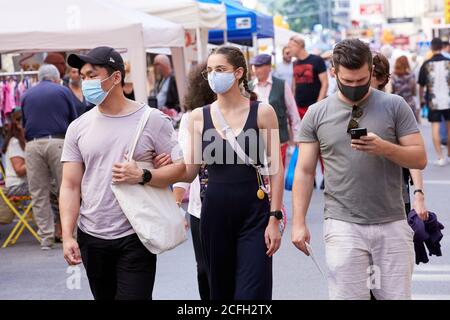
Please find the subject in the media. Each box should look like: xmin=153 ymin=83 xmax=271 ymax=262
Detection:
xmin=111 ymin=106 xmax=187 ymax=254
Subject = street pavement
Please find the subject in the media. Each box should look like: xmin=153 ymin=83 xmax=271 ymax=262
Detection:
xmin=0 ymin=120 xmax=449 ymax=300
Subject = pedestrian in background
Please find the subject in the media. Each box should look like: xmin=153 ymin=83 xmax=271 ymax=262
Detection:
xmin=21 ymin=64 xmax=77 ymax=250
xmin=274 ymin=46 xmax=294 ymax=88
xmin=392 ymin=56 xmax=419 ymax=123
xmin=418 ymin=38 xmax=450 ymax=166
xmin=249 ymin=53 xmax=301 ymax=166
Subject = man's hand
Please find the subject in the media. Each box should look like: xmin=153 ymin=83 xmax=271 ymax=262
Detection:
xmin=413 ymin=193 xmax=429 ymax=221
xmin=292 ymin=223 xmax=311 ymax=256
xmin=63 ymin=237 xmax=82 ymax=266
xmin=112 ymin=158 xmax=142 ymax=185
xmin=351 ymin=132 xmax=387 ymax=156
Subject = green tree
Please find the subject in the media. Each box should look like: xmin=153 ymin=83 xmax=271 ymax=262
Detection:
xmin=261 ymin=0 xmax=330 ymax=33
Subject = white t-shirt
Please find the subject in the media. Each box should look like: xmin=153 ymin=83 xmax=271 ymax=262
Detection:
xmin=5 ymin=137 xmax=27 ymax=188
xmin=173 ymin=112 xmax=202 ymax=218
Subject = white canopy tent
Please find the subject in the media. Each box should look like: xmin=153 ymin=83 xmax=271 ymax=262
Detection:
xmin=114 ymin=0 xmax=227 ymax=63
xmin=0 ymin=0 xmax=186 ymax=103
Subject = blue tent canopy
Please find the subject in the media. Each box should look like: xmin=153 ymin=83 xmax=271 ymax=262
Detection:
xmin=199 ymin=0 xmax=274 ymax=46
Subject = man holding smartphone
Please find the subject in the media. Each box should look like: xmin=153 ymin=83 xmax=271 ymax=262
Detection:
xmin=291 ymin=39 xmax=427 ymax=300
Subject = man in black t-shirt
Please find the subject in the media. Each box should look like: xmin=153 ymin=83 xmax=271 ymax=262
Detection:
xmin=288 ymin=35 xmax=328 ymax=119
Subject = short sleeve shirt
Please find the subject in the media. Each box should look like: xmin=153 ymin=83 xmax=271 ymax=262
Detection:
xmin=61 ymin=104 xmax=183 ymax=239
xmin=298 ymin=89 xmax=419 ymax=224
xmin=293 ymin=54 xmax=327 ymax=107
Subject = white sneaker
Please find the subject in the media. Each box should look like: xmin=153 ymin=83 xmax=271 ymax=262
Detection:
xmin=41 ymin=245 xmax=52 ymax=251
xmin=434 ymin=158 xmax=448 ymax=166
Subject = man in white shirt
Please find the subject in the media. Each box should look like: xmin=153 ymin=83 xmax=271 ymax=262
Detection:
xmin=249 ymin=54 xmax=301 ymax=166
xmin=274 ymin=47 xmax=294 ymax=88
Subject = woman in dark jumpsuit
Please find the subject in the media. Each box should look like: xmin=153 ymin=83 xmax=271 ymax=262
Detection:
xmin=185 ymin=46 xmax=284 ymax=300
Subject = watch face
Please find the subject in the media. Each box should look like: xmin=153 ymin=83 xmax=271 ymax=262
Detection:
xmin=143 ymin=170 xmax=152 ymax=182
xmin=272 ymin=211 xmax=283 ymax=220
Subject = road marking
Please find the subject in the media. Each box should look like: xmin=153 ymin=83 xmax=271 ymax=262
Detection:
xmin=424 ymin=180 xmax=450 ymax=185
xmin=412 ymin=274 xmax=450 ymax=282
xmin=414 ymin=265 xmax=450 ymax=273
xmin=412 ymin=294 xmax=450 ymax=300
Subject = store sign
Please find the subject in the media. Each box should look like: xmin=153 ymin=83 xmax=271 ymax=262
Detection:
xmin=393 ymin=36 xmax=410 ymax=46
xmin=360 ymin=4 xmax=383 ymax=15
xmin=387 ymin=17 xmax=413 ymax=24
xmin=236 ymin=17 xmax=252 ymax=29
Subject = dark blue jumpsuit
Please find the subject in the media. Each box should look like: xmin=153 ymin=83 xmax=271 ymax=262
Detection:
xmin=200 ymin=102 xmax=272 ymax=300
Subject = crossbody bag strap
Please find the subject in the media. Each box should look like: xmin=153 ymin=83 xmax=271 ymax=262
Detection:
xmin=211 ymin=103 xmax=269 ymax=194
xmin=211 ymin=103 xmax=259 ymax=168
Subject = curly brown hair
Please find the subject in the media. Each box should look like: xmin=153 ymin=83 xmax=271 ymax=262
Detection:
xmin=372 ymin=53 xmax=390 ymax=90
xmin=183 ymin=62 xmax=216 ymax=111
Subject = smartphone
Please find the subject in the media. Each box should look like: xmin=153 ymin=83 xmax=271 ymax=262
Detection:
xmin=350 ymin=128 xmax=367 ymax=139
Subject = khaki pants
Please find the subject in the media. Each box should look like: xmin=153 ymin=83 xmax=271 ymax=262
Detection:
xmin=25 ymin=138 xmax=64 ymax=247
xmin=324 ymin=218 xmax=414 ymax=300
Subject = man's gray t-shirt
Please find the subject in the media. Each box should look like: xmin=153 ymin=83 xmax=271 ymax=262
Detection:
xmin=61 ymin=104 xmax=183 ymax=239
xmin=298 ymin=89 xmax=419 ymax=224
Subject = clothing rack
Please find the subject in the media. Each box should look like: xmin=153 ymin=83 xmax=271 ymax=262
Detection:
xmin=0 ymin=71 xmax=39 ymax=78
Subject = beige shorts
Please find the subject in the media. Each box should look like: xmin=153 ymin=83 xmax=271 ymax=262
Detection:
xmin=324 ymin=218 xmax=414 ymax=300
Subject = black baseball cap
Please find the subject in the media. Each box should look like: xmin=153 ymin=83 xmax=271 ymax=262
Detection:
xmin=67 ymin=46 xmax=125 ymax=75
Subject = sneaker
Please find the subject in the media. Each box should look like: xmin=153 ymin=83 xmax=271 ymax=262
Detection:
xmin=41 ymin=245 xmax=52 ymax=251
xmin=434 ymin=158 xmax=447 ymax=166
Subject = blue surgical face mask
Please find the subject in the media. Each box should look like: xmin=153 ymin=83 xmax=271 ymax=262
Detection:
xmin=207 ymin=71 xmax=236 ymax=94
xmin=81 ymin=73 xmax=117 ymax=105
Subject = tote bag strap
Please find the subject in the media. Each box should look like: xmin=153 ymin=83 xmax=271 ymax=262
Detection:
xmin=127 ymin=106 xmax=153 ymax=161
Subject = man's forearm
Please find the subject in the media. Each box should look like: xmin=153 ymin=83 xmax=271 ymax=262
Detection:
xmin=292 ymin=170 xmax=315 ymax=226
xmin=383 ymin=142 xmax=427 ymax=169
xmin=419 ymin=86 xmax=425 ymax=103
xmin=60 ymin=186 xmax=81 ymax=239
xmin=410 ymin=169 xmax=424 ymax=190
xmin=317 ymin=85 xmax=328 ymax=102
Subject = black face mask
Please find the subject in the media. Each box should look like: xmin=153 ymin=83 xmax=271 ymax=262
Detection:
xmin=337 ymin=76 xmax=371 ymax=102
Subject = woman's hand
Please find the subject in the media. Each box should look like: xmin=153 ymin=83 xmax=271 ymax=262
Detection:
xmin=265 ymin=217 xmax=282 ymax=257
xmin=153 ymin=153 xmax=172 ymax=169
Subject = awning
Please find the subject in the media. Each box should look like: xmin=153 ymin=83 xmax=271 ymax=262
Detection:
xmin=200 ymin=0 xmax=274 ymax=46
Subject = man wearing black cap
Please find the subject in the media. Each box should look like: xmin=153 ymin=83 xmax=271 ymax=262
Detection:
xmin=60 ymin=46 xmax=186 ymax=300
xmin=418 ymin=38 xmax=450 ymax=166
xmin=249 ymin=54 xmax=301 ymax=167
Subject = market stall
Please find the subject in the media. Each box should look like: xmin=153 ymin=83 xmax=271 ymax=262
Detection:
xmin=0 ymin=0 xmax=186 ymax=103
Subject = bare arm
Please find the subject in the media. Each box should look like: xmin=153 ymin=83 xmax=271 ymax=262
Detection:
xmin=112 ymin=109 xmax=203 ymax=187
xmin=292 ymin=142 xmax=319 ymax=255
xmin=258 ymin=103 xmax=284 ymax=212
xmin=10 ymin=157 xmax=26 ymax=177
xmin=60 ymin=162 xmax=84 ymax=265
xmin=317 ymin=72 xmax=328 ymax=102
xmin=258 ymin=103 xmax=283 ymax=257
xmin=419 ymin=86 xmax=425 ymax=104
xmin=410 ymin=168 xmax=428 ymax=220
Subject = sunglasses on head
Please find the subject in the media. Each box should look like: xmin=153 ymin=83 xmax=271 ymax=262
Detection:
xmin=347 ymin=105 xmax=363 ymax=133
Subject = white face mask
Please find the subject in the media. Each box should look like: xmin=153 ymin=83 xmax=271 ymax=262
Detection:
xmin=207 ymin=71 xmax=236 ymax=94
